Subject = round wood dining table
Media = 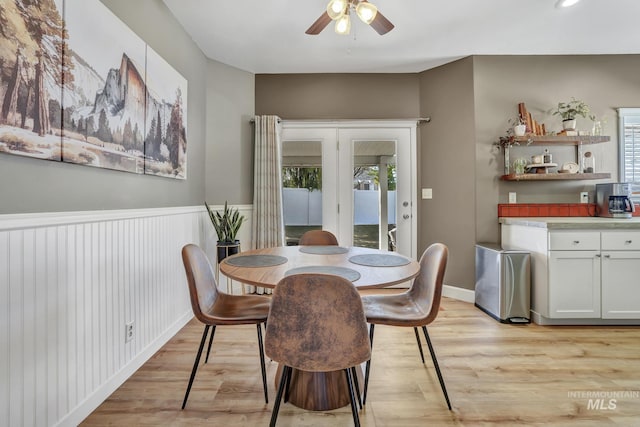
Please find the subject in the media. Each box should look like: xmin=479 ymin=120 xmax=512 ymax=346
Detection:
xmin=219 ymin=245 xmax=419 ymax=290
xmin=219 ymin=245 xmax=420 ymax=411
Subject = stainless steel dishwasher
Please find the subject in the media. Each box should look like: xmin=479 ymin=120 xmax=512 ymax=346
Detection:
xmin=475 ymin=243 xmax=531 ymax=324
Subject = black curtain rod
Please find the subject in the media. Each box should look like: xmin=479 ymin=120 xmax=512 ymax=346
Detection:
xmin=249 ymin=118 xmax=430 ymax=124
xmin=249 ymin=118 xmax=282 ymax=123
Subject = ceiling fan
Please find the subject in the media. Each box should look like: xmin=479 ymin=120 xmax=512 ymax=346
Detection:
xmin=306 ymin=0 xmax=394 ymax=36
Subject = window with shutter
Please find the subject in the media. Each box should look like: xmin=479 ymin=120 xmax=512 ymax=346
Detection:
xmin=617 ymin=108 xmax=640 ymax=202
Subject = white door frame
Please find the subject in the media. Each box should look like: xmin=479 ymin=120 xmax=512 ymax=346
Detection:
xmin=281 ymin=120 xmax=418 ymax=259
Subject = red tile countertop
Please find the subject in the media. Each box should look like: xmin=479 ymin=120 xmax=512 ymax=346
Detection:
xmin=498 ymin=203 xmax=640 ymax=218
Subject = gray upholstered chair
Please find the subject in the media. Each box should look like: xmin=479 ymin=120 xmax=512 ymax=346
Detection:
xmin=361 ymin=243 xmax=451 ymax=410
xmin=181 ymin=243 xmax=270 ymax=408
xmin=265 ymin=273 xmax=370 ymax=426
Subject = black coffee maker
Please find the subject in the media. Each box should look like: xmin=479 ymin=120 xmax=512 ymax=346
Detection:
xmin=596 ymin=183 xmax=636 ymax=219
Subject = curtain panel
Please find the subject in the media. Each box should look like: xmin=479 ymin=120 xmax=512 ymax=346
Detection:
xmin=250 ymin=115 xmax=284 ymax=294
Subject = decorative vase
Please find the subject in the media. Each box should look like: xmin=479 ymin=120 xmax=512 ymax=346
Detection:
xmin=592 ymin=121 xmax=602 ymax=136
xmin=513 ymin=157 xmax=527 ymax=175
xmin=514 ymin=124 xmax=526 ymax=137
xmin=562 ymin=119 xmax=577 ymax=131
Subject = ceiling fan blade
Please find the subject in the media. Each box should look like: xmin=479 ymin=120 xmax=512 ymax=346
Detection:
xmin=369 ymin=10 xmax=394 ymax=35
xmin=305 ymin=11 xmax=332 ymax=35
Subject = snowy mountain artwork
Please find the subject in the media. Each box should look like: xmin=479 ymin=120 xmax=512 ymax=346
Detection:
xmin=62 ymin=0 xmax=147 ymax=174
xmin=0 ymin=0 xmax=188 ymax=179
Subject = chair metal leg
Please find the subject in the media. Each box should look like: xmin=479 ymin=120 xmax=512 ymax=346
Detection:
xmin=351 ymin=366 xmax=362 ymax=409
xmin=362 ymin=323 xmax=375 ymax=405
xmin=204 ymin=325 xmax=217 ymax=363
xmin=345 ymin=368 xmax=361 ymax=427
xmin=270 ymin=366 xmax=291 ymax=427
xmin=182 ymin=325 xmax=210 ymax=409
xmin=256 ymin=324 xmax=268 ymax=404
xmin=413 ymin=326 xmax=425 ymax=363
xmin=422 ymin=326 xmax=452 ymax=410
xmin=284 ymin=365 xmax=293 ymax=403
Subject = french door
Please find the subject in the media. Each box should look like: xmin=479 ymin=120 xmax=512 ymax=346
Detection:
xmin=280 ymin=121 xmax=417 ymax=259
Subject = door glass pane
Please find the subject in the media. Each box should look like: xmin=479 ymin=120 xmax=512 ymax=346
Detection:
xmin=352 ymin=140 xmax=397 ymax=250
xmin=282 ymin=140 xmax=323 ymax=245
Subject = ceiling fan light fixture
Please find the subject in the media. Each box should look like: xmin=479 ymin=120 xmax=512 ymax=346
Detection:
xmin=334 ymin=13 xmax=351 ymax=35
xmin=327 ymin=0 xmax=348 ymax=20
xmin=356 ymin=1 xmax=377 ymax=24
xmin=556 ymin=0 xmax=581 ymax=8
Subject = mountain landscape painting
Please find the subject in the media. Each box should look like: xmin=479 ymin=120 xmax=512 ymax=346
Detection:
xmin=0 ymin=0 xmax=65 ymax=161
xmin=62 ymin=0 xmax=147 ymax=174
xmin=0 ymin=0 xmax=188 ymax=179
xmin=144 ymin=46 xmax=187 ymax=179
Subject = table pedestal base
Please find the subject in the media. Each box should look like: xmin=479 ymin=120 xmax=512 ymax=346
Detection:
xmin=274 ymin=364 xmax=363 ymax=411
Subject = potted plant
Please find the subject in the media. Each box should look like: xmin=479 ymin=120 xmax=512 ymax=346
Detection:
xmin=552 ymin=98 xmax=590 ymax=131
xmin=511 ymin=115 xmax=527 ymax=136
xmin=205 ymin=201 xmax=245 ymax=263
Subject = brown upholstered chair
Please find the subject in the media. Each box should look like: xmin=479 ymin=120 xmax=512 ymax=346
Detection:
xmin=298 ymin=229 xmax=339 ymax=246
xmin=265 ymin=274 xmax=371 ymax=427
xmin=361 ymin=243 xmax=451 ymax=410
xmin=181 ymin=244 xmax=270 ymax=408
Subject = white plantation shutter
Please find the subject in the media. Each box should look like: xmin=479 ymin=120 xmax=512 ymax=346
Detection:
xmin=618 ymin=108 xmax=640 ymax=201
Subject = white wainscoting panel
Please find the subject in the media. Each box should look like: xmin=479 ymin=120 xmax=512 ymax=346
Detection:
xmin=0 ymin=206 xmax=211 ymax=427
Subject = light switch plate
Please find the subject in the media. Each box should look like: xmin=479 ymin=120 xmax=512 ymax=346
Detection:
xmin=422 ymin=188 xmax=433 ymax=199
xmin=508 ymin=192 xmax=517 ymax=204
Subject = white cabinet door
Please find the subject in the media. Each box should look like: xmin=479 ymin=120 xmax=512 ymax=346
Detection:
xmin=601 ymin=251 xmax=640 ymax=319
xmin=549 ymin=250 xmax=601 ymax=318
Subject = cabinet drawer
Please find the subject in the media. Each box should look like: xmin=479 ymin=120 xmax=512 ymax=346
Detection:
xmin=549 ymin=231 xmax=600 ymax=251
xmin=601 ymin=231 xmax=640 ymax=251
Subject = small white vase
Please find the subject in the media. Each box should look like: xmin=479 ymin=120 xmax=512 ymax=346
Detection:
xmin=513 ymin=124 xmax=526 ymax=136
xmin=562 ymin=119 xmax=577 ymax=131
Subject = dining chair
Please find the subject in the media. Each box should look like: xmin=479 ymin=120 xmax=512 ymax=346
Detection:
xmin=181 ymin=243 xmax=270 ymax=409
xmin=265 ymin=274 xmax=371 ymax=427
xmin=298 ymin=229 xmax=339 ymax=246
xmin=360 ymin=243 xmax=451 ymax=410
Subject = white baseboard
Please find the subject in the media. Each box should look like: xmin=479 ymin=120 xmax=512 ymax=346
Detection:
xmin=442 ymin=284 xmax=475 ymax=303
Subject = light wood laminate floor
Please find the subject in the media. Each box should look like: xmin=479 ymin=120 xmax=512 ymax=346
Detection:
xmin=82 ymin=297 xmax=640 ymax=426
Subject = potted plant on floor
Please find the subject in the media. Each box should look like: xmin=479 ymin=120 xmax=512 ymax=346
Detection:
xmin=552 ymin=98 xmax=590 ymax=131
xmin=205 ymin=201 xmax=245 ymax=263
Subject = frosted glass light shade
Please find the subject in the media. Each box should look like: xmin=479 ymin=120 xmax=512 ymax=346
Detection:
xmin=335 ymin=13 xmax=351 ymax=35
xmin=327 ymin=0 xmax=348 ymax=19
xmin=556 ymin=0 xmax=580 ymax=7
xmin=356 ymin=2 xmax=378 ymax=24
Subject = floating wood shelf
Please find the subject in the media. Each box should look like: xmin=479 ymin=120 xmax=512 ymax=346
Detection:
xmin=501 ymin=172 xmax=611 ymax=181
xmin=512 ymin=135 xmax=610 ymax=146
xmin=502 ymin=135 xmax=611 ymax=177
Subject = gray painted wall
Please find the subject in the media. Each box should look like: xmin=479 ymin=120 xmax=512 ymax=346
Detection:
xmin=419 ymin=57 xmax=477 ymax=290
xmin=256 ymin=74 xmax=420 ymax=119
xmin=205 ymin=61 xmax=255 ymax=205
xmin=0 ymin=0 xmax=208 ymax=213
xmin=473 ymin=55 xmax=640 ymax=244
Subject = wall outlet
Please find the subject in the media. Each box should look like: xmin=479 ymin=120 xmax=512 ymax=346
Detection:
xmin=580 ymin=192 xmax=589 ymax=204
xmin=125 ymin=321 xmax=134 ymax=343
xmin=508 ymin=192 xmax=517 ymax=204
xmin=421 ymin=188 xmax=433 ymax=199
